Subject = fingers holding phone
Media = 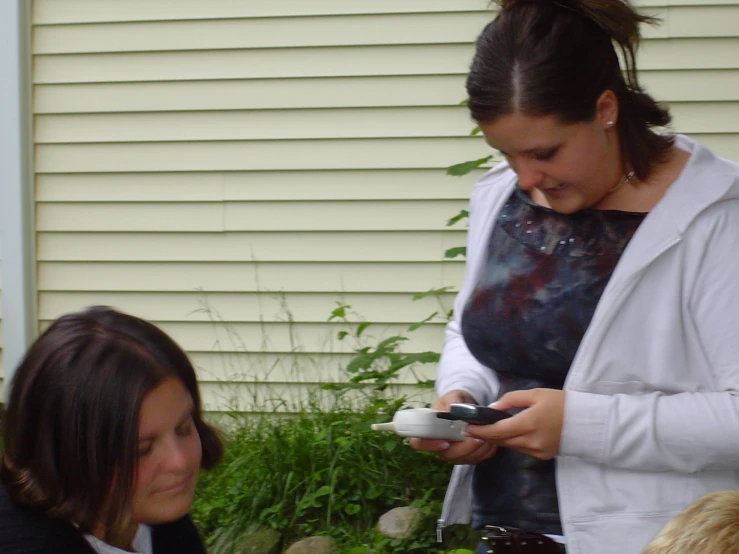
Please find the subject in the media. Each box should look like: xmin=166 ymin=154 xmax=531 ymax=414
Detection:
xmin=462 ymin=388 xmax=565 ymax=460
xmin=429 ymin=389 xmax=479 ymax=411
xmin=411 ymin=434 xmax=499 ymax=465
xmin=410 ymin=394 xmax=505 ymax=464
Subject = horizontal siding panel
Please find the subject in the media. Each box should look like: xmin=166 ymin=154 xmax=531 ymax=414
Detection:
xmin=641 ymin=70 xmax=739 ymax=101
xmin=192 ymin=352 xmax=355 ymax=383
xmin=38 ymin=291 xmax=455 ymax=324
xmin=34 ymin=320 xmax=446 ymax=354
xmin=34 ymin=76 xmax=469 ymax=114
xmin=33 ymin=7 xmax=739 ymax=54
xmin=37 ymin=200 xmax=468 ymax=232
xmin=35 ymin=107 xmax=473 ymax=143
xmin=35 ymin=138 xmax=493 ymax=173
xmin=35 ymin=135 xmax=738 ymax=173
xmin=189 ymin=352 xmax=435 ymax=385
xmin=33 ymin=45 xmax=475 ymax=85
xmin=690 ymin=134 xmax=739 ymax=160
xmin=670 ymin=102 xmax=739 ymax=133
xmin=33 ymin=40 xmax=739 ymax=86
xmin=37 ymin=231 xmax=466 ymax=262
xmin=639 ymin=38 xmax=739 ymax=70
xmin=35 ymin=170 xmax=478 ymax=202
xmin=36 ymin=71 xmax=739 ymax=115
xmin=661 ymin=6 xmax=739 ymax=38
xmin=37 ymin=203 xmax=222 ymax=232
xmin=33 ymin=0 xmax=491 ymax=24
xmin=37 ymin=172 xmax=230 ymax=202
xmin=638 ymin=6 xmax=739 ymax=39
xmin=35 ymin=103 xmax=739 ymax=145
xmin=37 ymin=261 xmax=465 ymax=293
xmin=161 ymin=321 xmax=444 ymax=354
xmin=31 ymin=0 xmax=739 ymax=25
xmin=33 ymin=8 xmax=739 ymax=56
xmin=34 ymin=12 xmax=491 ymax=54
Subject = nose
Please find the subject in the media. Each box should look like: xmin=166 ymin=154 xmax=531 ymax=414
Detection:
xmin=514 ymin=159 xmax=545 ymax=191
xmin=161 ymin=439 xmax=189 ymax=473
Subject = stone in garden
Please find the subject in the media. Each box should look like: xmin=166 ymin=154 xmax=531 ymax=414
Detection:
xmin=231 ymin=528 xmax=281 ymax=554
xmin=284 ymin=536 xmax=338 ymax=554
xmin=377 ymin=506 xmax=422 ymax=539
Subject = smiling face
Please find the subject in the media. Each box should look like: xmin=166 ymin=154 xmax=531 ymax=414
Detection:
xmin=479 ymin=92 xmax=624 ymax=213
xmin=131 ymin=377 xmax=202 ymax=525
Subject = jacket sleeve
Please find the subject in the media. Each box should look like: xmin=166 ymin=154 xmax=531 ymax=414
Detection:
xmin=561 ymin=199 xmax=739 ymax=472
xmin=435 ymin=175 xmax=503 ymax=406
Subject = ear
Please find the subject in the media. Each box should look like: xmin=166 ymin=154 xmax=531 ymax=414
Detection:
xmin=596 ymin=89 xmax=619 ymax=129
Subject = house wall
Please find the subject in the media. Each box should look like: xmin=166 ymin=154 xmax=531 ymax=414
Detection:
xmin=5 ymin=0 xmax=739 ymax=409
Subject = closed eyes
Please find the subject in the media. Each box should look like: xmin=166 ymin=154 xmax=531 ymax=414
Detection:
xmin=498 ymin=147 xmax=559 ymax=162
xmin=534 ymin=147 xmax=559 ymax=161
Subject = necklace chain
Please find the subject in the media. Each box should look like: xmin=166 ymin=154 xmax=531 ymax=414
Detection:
xmin=606 ymin=170 xmax=635 ymax=196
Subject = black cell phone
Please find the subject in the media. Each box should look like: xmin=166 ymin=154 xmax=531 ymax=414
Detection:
xmin=436 ymin=403 xmax=512 ymax=425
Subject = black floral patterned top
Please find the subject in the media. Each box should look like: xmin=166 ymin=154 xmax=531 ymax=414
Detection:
xmin=461 ymin=187 xmax=646 ymax=535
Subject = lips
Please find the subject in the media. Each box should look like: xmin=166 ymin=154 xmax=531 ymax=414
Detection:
xmin=158 ymin=476 xmax=190 ymax=494
xmin=542 ymin=183 xmax=568 ymax=193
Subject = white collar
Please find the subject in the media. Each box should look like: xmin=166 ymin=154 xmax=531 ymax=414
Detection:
xmin=83 ymin=525 xmax=152 ymax=554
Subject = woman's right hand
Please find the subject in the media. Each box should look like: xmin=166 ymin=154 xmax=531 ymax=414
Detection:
xmin=409 ymin=389 xmax=499 ymax=465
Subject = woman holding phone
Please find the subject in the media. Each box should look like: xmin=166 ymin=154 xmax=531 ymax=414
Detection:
xmin=411 ymin=0 xmax=739 ymax=552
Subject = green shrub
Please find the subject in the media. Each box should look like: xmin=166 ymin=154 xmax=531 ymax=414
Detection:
xmin=191 ymin=402 xmax=454 ymax=553
xmin=190 ymin=299 xmax=469 ymax=553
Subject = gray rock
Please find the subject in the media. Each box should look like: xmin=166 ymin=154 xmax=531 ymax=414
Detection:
xmin=377 ymin=506 xmax=422 ymax=539
xmin=284 ymin=536 xmax=338 ymax=554
xmin=231 ymin=528 xmax=281 ymax=554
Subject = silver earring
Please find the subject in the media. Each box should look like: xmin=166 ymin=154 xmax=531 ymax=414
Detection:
xmin=606 ymin=121 xmax=615 ymax=127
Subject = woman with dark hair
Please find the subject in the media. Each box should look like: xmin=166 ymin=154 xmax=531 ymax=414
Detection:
xmin=0 ymin=306 xmax=223 ymax=554
xmin=411 ymin=1 xmax=739 ymax=553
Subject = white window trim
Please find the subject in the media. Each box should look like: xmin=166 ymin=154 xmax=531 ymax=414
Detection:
xmin=1 ymin=0 xmax=35 ymax=402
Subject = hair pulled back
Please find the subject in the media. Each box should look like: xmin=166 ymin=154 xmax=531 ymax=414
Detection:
xmin=467 ymin=0 xmax=673 ymax=179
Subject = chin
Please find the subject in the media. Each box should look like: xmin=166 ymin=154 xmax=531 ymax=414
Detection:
xmin=549 ymin=201 xmax=582 ymax=215
xmin=145 ymin=504 xmax=192 ymax=525
xmin=134 ymin=491 xmax=195 ymax=525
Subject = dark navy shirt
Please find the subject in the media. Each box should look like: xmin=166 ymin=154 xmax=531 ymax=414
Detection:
xmin=461 ymin=187 xmax=646 ymax=535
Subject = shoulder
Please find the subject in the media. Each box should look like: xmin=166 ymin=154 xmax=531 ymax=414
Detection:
xmin=151 ymin=515 xmax=205 ymax=554
xmin=468 ymin=160 xmax=516 ymax=221
xmin=0 ymin=483 xmax=91 ymax=554
xmin=0 ymin=482 xmax=50 ymax=553
xmin=471 ymin=159 xmax=516 ymax=197
xmin=675 ymin=134 xmax=739 ymax=192
xmin=659 ymin=136 xmax=739 ymax=235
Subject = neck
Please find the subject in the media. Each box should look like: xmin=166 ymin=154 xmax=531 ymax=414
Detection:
xmin=93 ymin=522 xmax=138 ymax=552
xmin=606 ymin=170 xmax=635 ymax=196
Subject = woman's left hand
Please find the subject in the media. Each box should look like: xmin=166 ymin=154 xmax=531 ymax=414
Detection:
xmin=462 ymin=388 xmax=565 ymax=460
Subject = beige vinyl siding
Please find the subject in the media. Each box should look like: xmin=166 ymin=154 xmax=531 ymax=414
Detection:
xmin=32 ymin=1 xmax=739 ymax=412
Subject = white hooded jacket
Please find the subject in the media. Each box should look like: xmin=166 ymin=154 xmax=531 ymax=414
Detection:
xmin=436 ymin=135 xmax=739 ymax=554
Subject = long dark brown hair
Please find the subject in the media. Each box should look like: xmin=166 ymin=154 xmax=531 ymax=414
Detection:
xmin=0 ymin=306 xmax=223 ymax=538
xmin=467 ymin=0 xmax=673 ymax=179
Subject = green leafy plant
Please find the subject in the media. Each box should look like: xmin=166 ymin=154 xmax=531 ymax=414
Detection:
xmin=191 ymin=297 xmax=463 ymax=554
xmin=321 ymin=300 xmax=445 ymax=403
